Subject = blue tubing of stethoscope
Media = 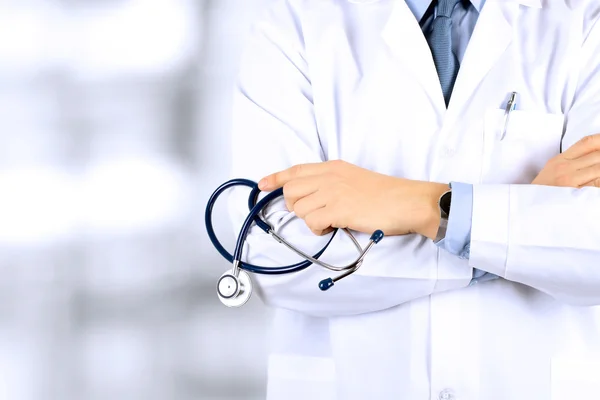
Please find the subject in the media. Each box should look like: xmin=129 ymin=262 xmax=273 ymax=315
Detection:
xmin=205 ymin=178 xmax=337 ymax=275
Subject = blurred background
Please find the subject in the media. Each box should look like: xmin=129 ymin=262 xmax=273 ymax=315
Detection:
xmin=0 ymin=0 xmax=272 ymax=399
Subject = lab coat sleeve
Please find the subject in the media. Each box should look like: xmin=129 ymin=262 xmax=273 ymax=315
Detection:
xmin=469 ymin=15 xmax=600 ymax=306
xmin=227 ymin=0 xmax=438 ymax=317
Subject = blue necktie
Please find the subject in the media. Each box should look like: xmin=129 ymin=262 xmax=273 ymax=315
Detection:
xmin=427 ymin=0 xmax=462 ymax=105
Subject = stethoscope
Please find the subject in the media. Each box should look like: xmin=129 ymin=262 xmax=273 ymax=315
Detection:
xmin=205 ymin=178 xmax=384 ymax=307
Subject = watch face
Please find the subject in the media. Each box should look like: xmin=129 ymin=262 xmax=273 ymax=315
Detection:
xmin=440 ymin=191 xmax=452 ymax=215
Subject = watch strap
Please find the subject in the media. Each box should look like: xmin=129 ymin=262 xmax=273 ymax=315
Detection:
xmin=433 ymin=189 xmax=452 ymax=244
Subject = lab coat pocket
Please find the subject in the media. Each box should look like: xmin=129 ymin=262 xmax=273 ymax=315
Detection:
xmin=551 ymin=356 xmax=600 ymax=400
xmin=482 ymin=109 xmax=565 ymax=183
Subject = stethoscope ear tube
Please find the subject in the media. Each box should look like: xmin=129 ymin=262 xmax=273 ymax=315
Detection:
xmin=205 ymin=179 xmax=336 ymax=275
xmin=318 ymin=230 xmax=384 ymax=291
xmin=232 ymin=188 xmax=284 ymax=262
xmin=205 ymin=179 xmax=258 ymax=264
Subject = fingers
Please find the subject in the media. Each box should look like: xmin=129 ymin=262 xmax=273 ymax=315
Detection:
xmin=258 ymin=160 xmax=348 ymax=191
xmin=255 ymin=160 xmax=350 ymax=235
xmin=558 ymin=151 xmax=600 ymax=188
xmin=282 ymin=176 xmax=322 ymax=202
xmin=582 ymin=177 xmax=600 ymax=188
xmin=562 ymin=133 xmax=600 ymax=160
xmin=304 ymin=207 xmax=335 ymax=236
xmin=571 ymin=150 xmax=600 ymax=170
xmin=259 ymin=163 xmax=325 ymax=191
xmin=292 ymin=191 xmax=329 ymax=218
xmin=282 ymin=176 xmax=326 ymax=210
xmin=577 ymin=164 xmax=600 ymax=187
xmin=311 ymin=227 xmax=335 ymax=236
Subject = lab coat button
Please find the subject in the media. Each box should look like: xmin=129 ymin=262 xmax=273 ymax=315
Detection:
xmin=441 ymin=147 xmax=456 ymax=157
xmin=438 ymin=389 xmax=456 ymax=400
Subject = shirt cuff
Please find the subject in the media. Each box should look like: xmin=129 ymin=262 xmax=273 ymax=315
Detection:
xmin=435 ymin=183 xmax=500 ymax=284
xmin=437 ymin=182 xmax=473 ymax=259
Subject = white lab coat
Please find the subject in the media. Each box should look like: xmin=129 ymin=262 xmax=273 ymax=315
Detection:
xmin=228 ymin=0 xmax=600 ymax=399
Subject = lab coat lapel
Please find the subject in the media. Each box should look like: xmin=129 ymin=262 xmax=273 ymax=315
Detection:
xmin=495 ymin=0 xmax=542 ymax=7
xmin=380 ymin=0 xmax=447 ymax=114
xmin=446 ymin=0 xmax=542 ymax=120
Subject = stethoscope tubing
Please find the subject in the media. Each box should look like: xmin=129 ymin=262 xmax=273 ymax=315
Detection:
xmin=205 ymin=178 xmax=337 ymax=275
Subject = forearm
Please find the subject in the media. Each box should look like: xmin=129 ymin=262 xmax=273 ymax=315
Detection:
xmin=431 ymin=179 xmax=600 ymax=304
xmin=229 ymin=189 xmax=452 ymax=317
xmin=470 ymin=184 xmax=600 ymax=306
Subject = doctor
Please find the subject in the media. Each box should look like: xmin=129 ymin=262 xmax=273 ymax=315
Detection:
xmin=228 ymin=0 xmax=600 ymax=399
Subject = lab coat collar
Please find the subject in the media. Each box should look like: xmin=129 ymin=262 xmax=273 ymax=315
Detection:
xmin=444 ymin=0 xmax=542 ymax=125
xmin=402 ymin=0 xmax=485 ymax=18
xmin=492 ymin=0 xmax=542 ymax=8
xmin=374 ymin=0 xmax=543 ymax=117
xmin=348 ymin=0 xmax=541 ymax=7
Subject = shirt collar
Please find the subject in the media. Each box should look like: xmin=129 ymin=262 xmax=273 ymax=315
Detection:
xmin=405 ymin=0 xmax=486 ymax=21
xmin=405 ymin=0 xmax=431 ymax=22
xmin=470 ymin=0 xmax=485 ymax=12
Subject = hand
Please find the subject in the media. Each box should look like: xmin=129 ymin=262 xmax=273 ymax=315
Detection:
xmin=533 ymin=133 xmax=600 ymax=188
xmin=258 ymin=160 xmax=448 ymax=239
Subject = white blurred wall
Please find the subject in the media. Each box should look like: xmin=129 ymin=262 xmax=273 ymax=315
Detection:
xmin=0 ymin=0 xmax=272 ymax=399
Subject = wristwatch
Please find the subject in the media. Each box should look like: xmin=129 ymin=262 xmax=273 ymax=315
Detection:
xmin=433 ymin=188 xmax=452 ymax=244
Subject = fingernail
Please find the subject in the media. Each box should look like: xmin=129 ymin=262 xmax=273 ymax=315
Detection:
xmin=258 ymin=178 xmax=268 ymax=190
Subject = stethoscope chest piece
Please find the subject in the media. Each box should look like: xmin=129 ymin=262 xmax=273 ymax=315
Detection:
xmin=217 ymin=269 xmax=253 ymax=308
